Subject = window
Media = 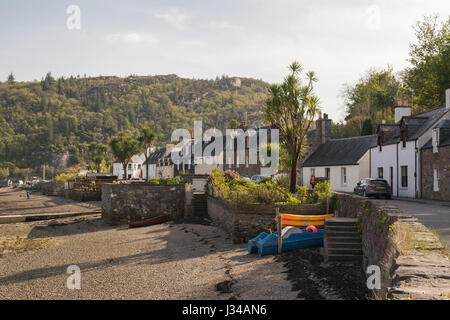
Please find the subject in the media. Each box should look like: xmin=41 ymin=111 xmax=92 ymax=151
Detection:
xmin=341 ymin=167 xmax=347 ymax=185
xmin=432 ymin=129 xmax=439 ymax=153
xmin=378 ymin=167 xmax=383 ymax=179
xmin=311 ymin=168 xmax=315 ymax=176
xmin=401 ymin=166 xmax=408 ymax=188
xmin=325 ymin=168 xmax=330 ymax=179
xmin=433 ymin=169 xmax=439 ymax=192
xmin=128 ymin=164 xmax=132 ymax=170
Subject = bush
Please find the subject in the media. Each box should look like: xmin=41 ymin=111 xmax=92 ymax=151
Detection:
xmin=55 ymin=173 xmax=76 ymax=183
xmin=314 ymin=180 xmax=333 ymax=205
xmin=147 ymin=177 xmax=181 ymax=185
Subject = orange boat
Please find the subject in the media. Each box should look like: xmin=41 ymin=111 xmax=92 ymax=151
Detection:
xmin=275 ymin=213 xmax=334 ymax=228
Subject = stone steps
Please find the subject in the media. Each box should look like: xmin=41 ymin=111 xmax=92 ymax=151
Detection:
xmin=193 ymin=192 xmax=208 ymax=217
xmin=324 ymin=217 xmax=362 ymax=264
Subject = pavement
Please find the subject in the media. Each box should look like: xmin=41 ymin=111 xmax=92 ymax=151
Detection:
xmin=372 ymin=198 xmax=450 ymax=247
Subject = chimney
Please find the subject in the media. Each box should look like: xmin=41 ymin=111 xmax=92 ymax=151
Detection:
xmin=315 ymin=113 xmax=332 ymax=144
xmin=446 ymin=88 xmax=450 ymax=109
xmin=394 ymin=106 xmax=411 ymax=123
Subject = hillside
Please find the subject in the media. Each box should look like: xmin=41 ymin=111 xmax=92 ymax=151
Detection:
xmin=0 ymin=74 xmax=269 ymax=169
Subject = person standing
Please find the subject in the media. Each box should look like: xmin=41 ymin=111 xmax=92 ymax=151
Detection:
xmin=310 ymin=175 xmax=316 ymax=190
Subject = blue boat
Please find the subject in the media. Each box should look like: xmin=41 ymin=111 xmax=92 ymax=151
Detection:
xmin=248 ymin=227 xmax=324 ymax=256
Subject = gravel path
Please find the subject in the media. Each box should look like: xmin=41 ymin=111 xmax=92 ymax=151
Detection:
xmin=0 ymin=215 xmax=298 ymax=300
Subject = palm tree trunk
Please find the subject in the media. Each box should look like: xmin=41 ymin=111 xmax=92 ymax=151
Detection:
xmin=289 ymin=153 xmax=297 ymax=193
xmin=146 ymin=156 xmax=149 ymax=181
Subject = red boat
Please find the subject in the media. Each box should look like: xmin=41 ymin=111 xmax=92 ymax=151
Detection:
xmin=128 ymin=214 xmax=171 ymax=228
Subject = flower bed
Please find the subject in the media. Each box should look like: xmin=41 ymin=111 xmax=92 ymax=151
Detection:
xmin=206 ymin=169 xmax=330 ymax=243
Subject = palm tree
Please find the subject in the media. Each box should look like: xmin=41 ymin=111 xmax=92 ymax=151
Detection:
xmin=138 ymin=123 xmax=156 ymax=180
xmin=264 ymin=62 xmax=320 ymax=193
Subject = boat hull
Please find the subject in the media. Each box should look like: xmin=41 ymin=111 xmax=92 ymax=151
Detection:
xmin=128 ymin=214 xmax=171 ymax=228
xmin=276 ymin=213 xmax=334 ymax=228
xmin=248 ymin=229 xmax=324 ymax=256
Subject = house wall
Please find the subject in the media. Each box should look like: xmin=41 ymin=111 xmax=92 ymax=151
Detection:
xmin=421 ymin=146 xmax=450 ymax=201
xmin=370 ymin=144 xmax=398 ymax=196
xmin=397 ymin=140 xmax=417 ymax=198
xmin=358 ymin=151 xmax=370 ymax=180
xmin=302 ymin=165 xmax=360 ymax=193
xmin=142 ymin=164 xmax=156 ymax=180
xmin=112 ymin=162 xmax=142 ymax=180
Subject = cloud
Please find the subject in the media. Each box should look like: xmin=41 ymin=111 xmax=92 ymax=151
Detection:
xmin=202 ymin=20 xmax=241 ymax=31
xmin=105 ymin=33 xmax=157 ymax=44
xmin=154 ymin=7 xmax=190 ymax=29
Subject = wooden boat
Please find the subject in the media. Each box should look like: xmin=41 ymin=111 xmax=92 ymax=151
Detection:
xmin=275 ymin=213 xmax=334 ymax=228
xmin=128 ymin=214 xmax=171 ymax=228
xmin=248 ymin=227 xmax=324 ymax=256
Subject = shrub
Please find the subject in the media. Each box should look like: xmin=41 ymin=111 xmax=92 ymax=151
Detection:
xmin=55 ymin=173 xmax=76 ymax=183
xmin=274 ymin=174 xmax=289 ymax=189
xmin=314 ymin=180 xmax=333 ymax=205
xmin=223 ymin=170 xmax=240 ymax=183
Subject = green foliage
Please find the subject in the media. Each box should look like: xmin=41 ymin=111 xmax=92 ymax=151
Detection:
xmin=147 ymin=177 xmax=181 ymax=185
xmin=207 ymin=168 xmax=329 ymax=205
xmin=87 ymin=142 xmax=108 ymax=173
xmin=109 ymin=132 xmax=141 ymax=178
xmin=138 ymin=122 xmax=156 ymax=180
xmin=0 ymin=167 xmax=9 ymax=179
xmin=313 ymin=180 xmax=333 ymax=205
xmin=55 ymin=173 xmax=76 ymax=183
xmin=361 ymin=118 xmax=373 ymax=136
xmin=406 ymin=14 xmax=450 ymax=110
xmin=264 ymin=61 xmax=320 ymax=193
xmin=296 ymin=186 xmax=310 ymax=202
xmin=0 ymin=74 xmax=268 ymax=169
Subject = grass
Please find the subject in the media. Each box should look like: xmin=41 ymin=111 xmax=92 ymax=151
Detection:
xmin=429 ymin=228 xmax=449 ymax=258
xmin=0 ymin=236 xmax=58 ymax=256
xmin=392 ymin=222 xmax=414 ymax=254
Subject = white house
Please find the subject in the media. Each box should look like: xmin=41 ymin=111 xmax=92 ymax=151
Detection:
xmin=369 ymin=91 xmax=450 ymax=198
xmin=112 ymin=154 xmax=145 ymax=180
xmin=301 ymin=135 xmax=376 ymax=193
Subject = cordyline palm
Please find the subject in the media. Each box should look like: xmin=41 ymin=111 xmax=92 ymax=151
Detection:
xmin=138 ymin=123 xmax=156 ymax=180
xmin=264 ymin=62 xmax=320 ymax=193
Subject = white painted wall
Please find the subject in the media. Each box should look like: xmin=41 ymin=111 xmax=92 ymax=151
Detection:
xmin=302 ymin=164 xmax=361 ymax=193
xmin=370 ymin=144 xmax=397 ymax=196
xmin=112 ymin=162 xmax=143 ymax=180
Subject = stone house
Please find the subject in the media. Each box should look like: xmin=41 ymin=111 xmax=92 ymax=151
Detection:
xmin=420 ymin=119 xmax=450 ymax=201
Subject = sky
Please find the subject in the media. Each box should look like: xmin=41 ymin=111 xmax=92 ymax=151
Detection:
xmin=1 ymin=0 xmax=449 ymax=121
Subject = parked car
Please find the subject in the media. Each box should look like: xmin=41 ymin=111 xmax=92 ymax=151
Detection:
xmin=354 ymin=178 xmax=391 ymax=199
xmin=250 ymin=174 xmax=271 ymax=184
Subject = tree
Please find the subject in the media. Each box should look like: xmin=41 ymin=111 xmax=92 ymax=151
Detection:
xmin=87 ymin=142 xmax=108 ymax=173
xmin=361 ymin=118 xmax=373 ymax=136
xmin=137 ymin=123 xmax=156 ymax=180
xmin=228 ymin=119 xmax=239 ymax=129
xmin=264 ymin=62 xmax=320 ymax=193
xmin=405 ymin=14 xmax=450 ymax=109
xmin=109 ymin=133 xmax=140 ymax=180
xmin=7 ymin=73 xmax=15 ymax=84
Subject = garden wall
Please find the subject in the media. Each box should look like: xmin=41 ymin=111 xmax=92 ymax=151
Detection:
xmin=334 ymin=192 xmax=449 ymax=299
xmin=102 ymin=183 xmax=187 ymax=225
xmin=207 ymin=195 xmax=327 ymax=243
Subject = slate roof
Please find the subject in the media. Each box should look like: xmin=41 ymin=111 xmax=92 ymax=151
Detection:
xmin=302 ymin=135 xmax=376 ymax=167
xmin=421 ymin=119 xmax=450 ymax=149
xmin=377 ymin=107 xmax=449 ymax=146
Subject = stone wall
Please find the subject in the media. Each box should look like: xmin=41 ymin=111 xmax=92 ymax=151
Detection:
xmin=207 ymin=196 xmax=327 ymax=243
xmin=334 ymin=192 xmax=450 ymax=299
xmin=421 ymin=146 xmax=450 ymax=201
xmin=40 ymin=181 xmax=65 ymax=196
xmin=101 ymin=183 xmax=187 ymax=225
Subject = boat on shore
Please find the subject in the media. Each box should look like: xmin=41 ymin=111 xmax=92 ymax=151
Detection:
xmin=128 ymin=214 xmax=171 ymax=228
xmin=248 ymin=227 xmax=324 ymax=256
xmin=275 ymin=213 xmax=334 ymax=228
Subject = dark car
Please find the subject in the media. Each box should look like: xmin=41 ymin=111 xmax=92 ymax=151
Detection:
xmin=354 ymin=178 xmax=391 ymax=199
